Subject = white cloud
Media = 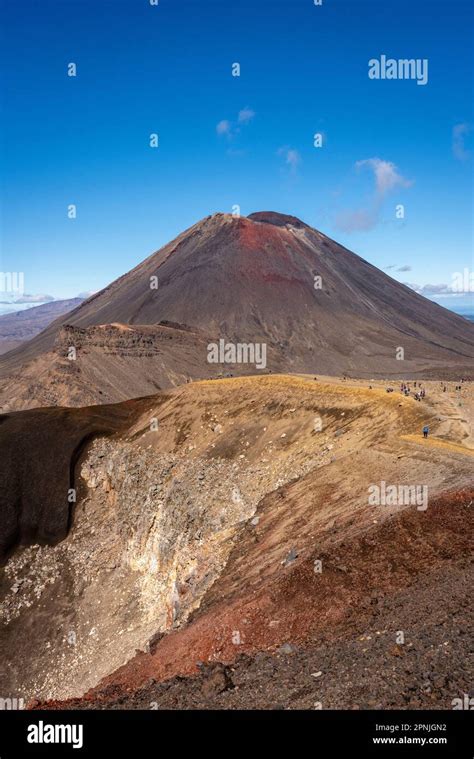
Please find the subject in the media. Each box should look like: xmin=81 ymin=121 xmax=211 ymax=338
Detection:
xmin=404 ymin=282 xmax=456 ymax=295
xmin=238 ymin=107 xmax=255 ymax=124
xmin=14 ymin=293 xmax=54 ymax=303
xmin=334 ymin=208 xmax=377 ymax=232
xmin=355 ymin=158 xmax=412 ymax=196
xmin=286 ymin=149 xmax=300 ymax=169
xmin=335 ymin=158 xmax=413 ymax=233
xmin=216 ymin=108 xmax=255 ymax=139
xmin=277 ymin=146 xmax=301 ymax=173
xmin=452 ymin=122 xmax=472 ymax=161
xmin=76 ymin=290 xmax=97 ymax=299
xmin=216 ymin=119 xmax=232 ymax=136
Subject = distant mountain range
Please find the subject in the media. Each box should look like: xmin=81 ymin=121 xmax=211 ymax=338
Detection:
xmin=0 ymin=298 xmax=84 ymax=355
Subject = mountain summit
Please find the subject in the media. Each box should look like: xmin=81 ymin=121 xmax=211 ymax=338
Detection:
xmin=0 ymin=212 xmax=473 ymax=408
xmin=246 ymin=211 xmax=309 ymax=228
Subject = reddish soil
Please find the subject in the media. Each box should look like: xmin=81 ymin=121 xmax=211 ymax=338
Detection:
xmin=38 ymin=488 xmax=473 ymax=710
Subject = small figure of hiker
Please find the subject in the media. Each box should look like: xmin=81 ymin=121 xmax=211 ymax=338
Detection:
xmin=423 ymin=425 xmax=429 ymax=439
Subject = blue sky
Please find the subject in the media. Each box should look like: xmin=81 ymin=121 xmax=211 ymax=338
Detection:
xmin=0 ymin=0 xmax=472 ymax=313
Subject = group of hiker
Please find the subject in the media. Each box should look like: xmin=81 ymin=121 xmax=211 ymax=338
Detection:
xmin=398 ymin=382 xmax=429 ymax=438
xmin=441 ymin=379 xmax=466 ymax=393
xmin=368 ymin=377 xmax=472 ymax=441
xmin=399 ymin=381 xmax=426 ymax=401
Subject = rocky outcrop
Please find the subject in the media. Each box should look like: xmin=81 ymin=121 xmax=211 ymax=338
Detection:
xmin=0 ymin=398 xmax=154 ymax=563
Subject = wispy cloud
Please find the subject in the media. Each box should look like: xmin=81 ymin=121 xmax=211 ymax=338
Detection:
xmin=452 ymin=122 xmax=472 ymax=161
xmin=404 ymin=282 xmax=460 ymax=295
xmin=334 ymin=208 xmax=377 ymax=233
xmin=238 ymin=107 xmax=255 ymax=124
xmin=355 ymin=158 xmax=413 ymax=196
xmin=13 ymin=293 xmax=54 ymax=303
xmin=216 ymin=119 xmax=232 ymax=136
xmin=386 ymin=264 xmax=412 ymax=272
xmin=335 ymin=158 xmax=413 ymax=232
xmin=277 ymin=146 xmax=301 ymax=174
xmin=216 ymin=108 xmax=255 ymax=139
